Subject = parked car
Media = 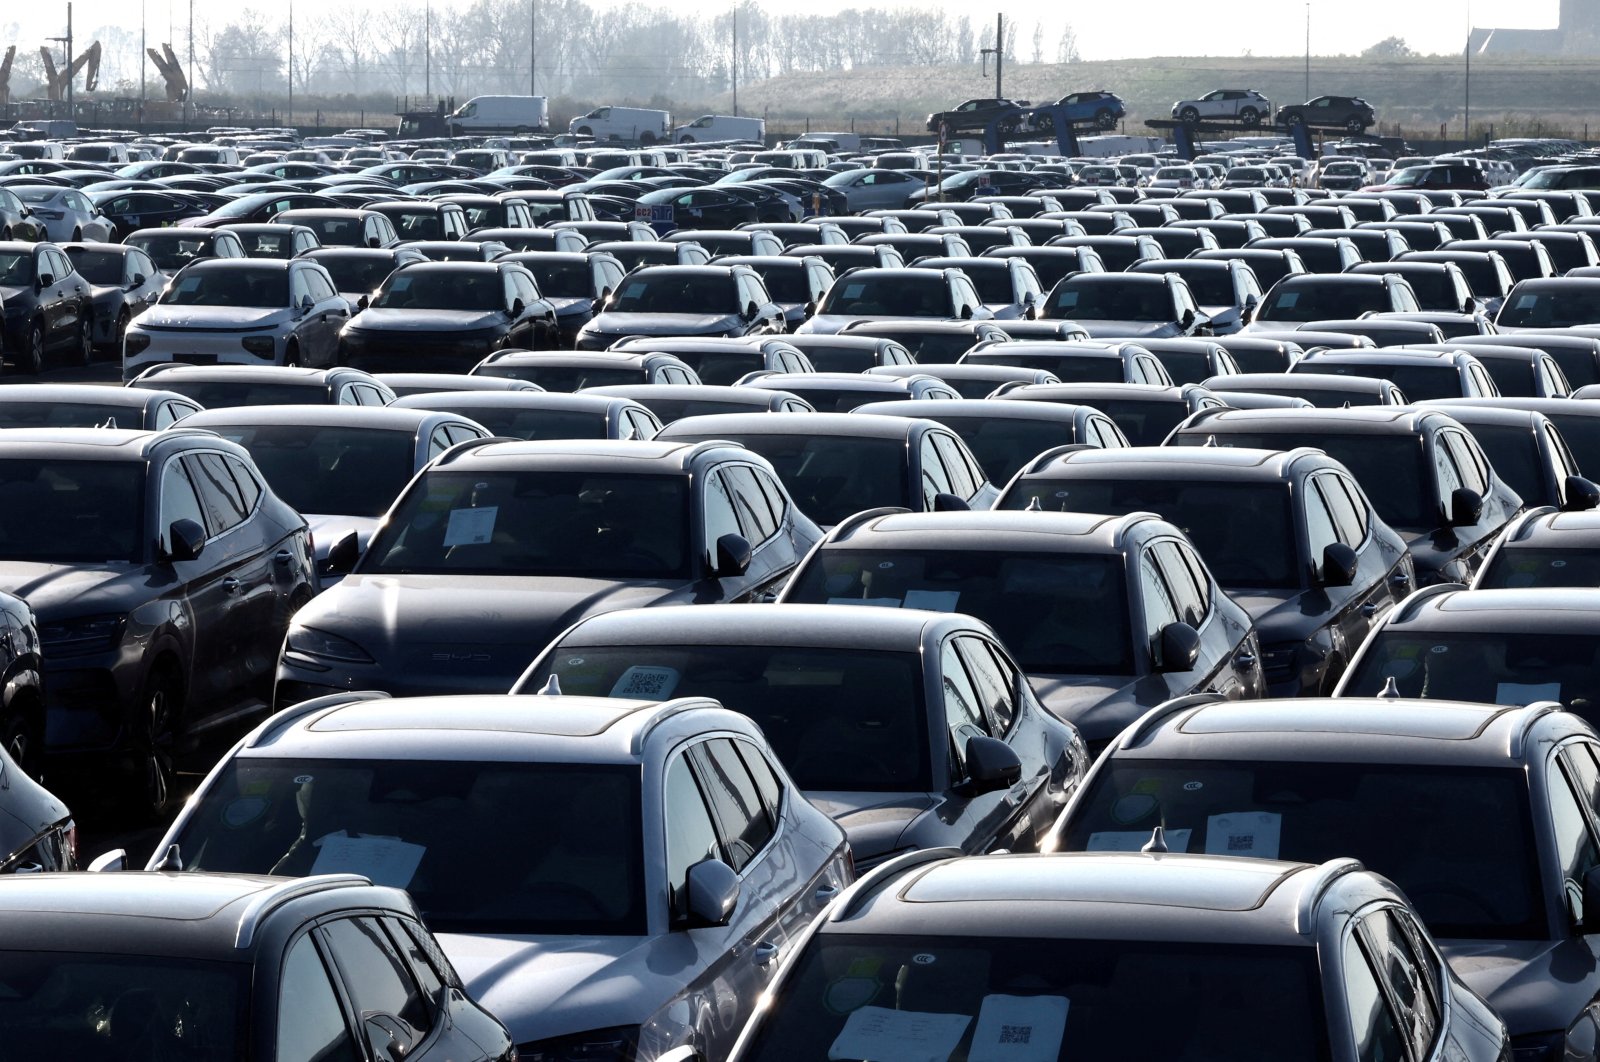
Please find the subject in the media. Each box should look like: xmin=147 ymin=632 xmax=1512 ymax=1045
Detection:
xmin=575 ymin=264 xmax=787 ymax=349
xmin=123 ymin=226 xmax=247 ymax=280
xmin=391 ymin=390 xmax=663 ymax=441
xmin=0 ymin=383 xmax=200 ymax=431
xmin=0 ymin=240 xmax=94 ymax=372
xmin=6 ymin=184 xmax=113 ymax=243
xmin=1475 ymin=506 xmax=1600 ymax=590
xmin=1172 ymin=88 xmax=1273 ymax=125
xmin=126 ymin=364 xmax=397 ymax=408
xmin=1277 ymin=94 xmax=1376 ymax=132
xmin=57 ymin=241 xmax=162 ymax=356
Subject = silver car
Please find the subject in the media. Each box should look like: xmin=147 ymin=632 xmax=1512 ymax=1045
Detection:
xmin=149 ymin=690 xmax=853 ymax=1061
xmin=7 ymin=185 xmax=113 ymax=243
xmin=122 ymin=258 xmax=351 ymax=378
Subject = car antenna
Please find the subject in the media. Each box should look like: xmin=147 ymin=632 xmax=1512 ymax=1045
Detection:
xmin=98 ymin=416 xmax=117 ymax=430
xmin=151 ymin=843 xmax=183 ymax=871
xmin=1203 ymin=434 xmax=1217 ymax=447
xmin=1142 ymin=826 xmax=1169 ymax=855
xmin=537 ymin=674 xmax=561 ymax=696
xmin=1378 ymin=675 xmax=1401 ymax=700
xmin=1025 ymin=496 xmax=1042 ymax=511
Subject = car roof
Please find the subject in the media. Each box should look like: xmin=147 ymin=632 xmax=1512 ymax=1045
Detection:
xmin=657 ymin=411 xmax=929 ymax=440
xmin=1022 ymin=445 xmax=1319 ymax=481
xmin=0 ymin=385 xmax=173 ymax=409
xmin=179 ymin=404 xmax=468 ymax=431
xmin=858 ymin=398 xmax=1089 ymax=423
xmin=553 ymin=602 xmax=976 ymax=653
xmin=0 ymin=427 xmax=188 ymax=461
xmin=1380 ymin=585 xmax=1600 ymax=633
xmin=433 ymin=437 xmax=715 ymax=473
xmin=823 ymin=509 xmax=1164 ymax=553
xmin=1209 ymin=372 xmax=1391 ymax=394
xmin=392 ymin=391 xmax=630 ymax=414
xmin=1298 ymin=348 xmax=1466 ymax=367
xmin=1177 ymin=405 xmax=1440 ymax=435
xmin=130 ymin=365 xmax=333 ymax=383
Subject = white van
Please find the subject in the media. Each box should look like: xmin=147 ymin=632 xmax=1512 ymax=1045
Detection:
xmin=66 ymin=142 xmax=131 ymax=165
xmin=568 ymin=106 xmax=672 ymax=145
xmin=752 ymin=148 xmax=828 ymax=169
xmin=674 ymin=114 xmax=764 ymax=144
xmin=176 ymin=144 xmax=242 ymax=166
xmin=448 ymin=95 xmax=549 ymax=135
xmin=789 ymin=131 xmax=859 ymax=152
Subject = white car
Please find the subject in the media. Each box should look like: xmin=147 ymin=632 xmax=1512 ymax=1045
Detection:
xmin=1148 ymin=165 xmax=1204 ymax=190
xmin=8 ymin=185 xmax=114 ymax=243
xmin=1171 ymin=88 xmax=1274 ymax=126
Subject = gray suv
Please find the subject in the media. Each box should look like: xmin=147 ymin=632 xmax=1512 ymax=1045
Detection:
xmin=151 ymin=690 xmax=852 ymax=1061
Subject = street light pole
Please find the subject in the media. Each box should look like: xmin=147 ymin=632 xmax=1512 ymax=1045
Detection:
xmin=731 ymin=3 xmax=738 ymax=116
xmin=1304 ymin=2 xmax=1310 ymax=101
xmin=424 ymin=0 xmax=431 ymax=98
xmin=530 ymin=0 xmax=537 ymax=97
xmin=287 ymin=0 xmax=293 ymax=126
xmin=1465 ymin=0 xmax=1473 ymax=147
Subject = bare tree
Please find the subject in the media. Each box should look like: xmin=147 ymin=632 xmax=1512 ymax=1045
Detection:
xmin=1057 ymin=22 xmax=1081 ymax=63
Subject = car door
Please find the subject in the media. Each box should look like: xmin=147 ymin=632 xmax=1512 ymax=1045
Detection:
xmin=302 ymin=266 xmax=348 ymax=365
xmin=1320 ymin=470 xmax=1405 ymax=655
xmin=316 ymin=916 xmax=446 ymax=1061
xmin=155 ymin=454 xmax=233 ymax=710
xmin=1157 ymin=538 xmax=1251 ymax=699
xmin=273 ymin=929 xmax=365 ymax=1062
xmin=955 ymin=634 xmax=1059 ymax=849
xmin=718 ymin=463 xmax=796 ymax=600
xmin=936 ymin=638 xmax=1017 ymax=853
xmin=52 ymin=247 xmax=92 ymax=338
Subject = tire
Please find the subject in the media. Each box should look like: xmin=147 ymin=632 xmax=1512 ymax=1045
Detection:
xmin=283 ymin=340 xmax=300 ymax=368
xmin=1095 ymin=108 xmax=1116 ymax=130
xmin=73 ymin=315 xmax=92 ymax=367
xmin=109 ymin=308 xmax=130 ymax=355
xmin=1240 ymin=107 xmax=1260 ymax=127
xmin=576 ymin=126 xmax=593 ymax=137
xmin=0 ymin=708 xmax=41 ymax=780
xmin=131 ymin=666 xmax=181 ymax=822
xmin=18 ymin=320 xmax=44 ymax=375
xmin=1346 ymin=116 xmax=1365 ymax=133
xmin=1284 ymin=112 xmax=1305 ymax=128
xmin=640 ymin=131 xmax=656 ymax=145
xmin=1034 ymin=113 xmax=1054 ymax=135
xmin=1178 ymin=106 xmax=1199 ymax=124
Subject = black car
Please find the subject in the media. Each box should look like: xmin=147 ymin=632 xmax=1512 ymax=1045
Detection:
xmin=1411 ymin=402 xmax=1599 ymax=513
xmin=128 ymin=364 xmax=396 ymax=408
xmin=0 ymin=241 xmax=95 ymax=373
xmin=1246 ymin=272 xmax=1420 ymax=326
xmin=1276 ymin=94 xmax=1375 ymax=132
xmin=300 ymin=246 xmax=429 ymax=314
xmin=0 ymin=429 xmax=316 ymax=815
xmin=60 ymin=242 xmax=165 ymax=354
xmin=637 ymin=186 xmax=760 ymax=230
xmin=925 ymin=97 xmax=1030 ymax=134
xmin=390 ymin=390 xmax=663 ymax=441
xmin=86 ymin=187 xmax=207 ymax=240
xmin=1000 ymin=446 xmax=1413 ymax=696
xmin=0 ymin=384 xmax=201 ymax=432
xmin=0 ymin=590 xmax=43 ymax=777
xmin=0 ymin=186 xmax=47 ymax=243
xmin=336 ymin=261 xmax=559 ymax=371
xmin=366 ymin=199 xmax=472 ymax=241
xmin=1171 ymin=406 xmax=1524 ymax=586
xmin=574 ymin=264 xmax=787 ymax=350
xmin=275 ymin=438 xmax=822 ymax=706
xmin=714 ymin=255 xmax=835 ymax=328
xmin=0 ymin=872 xmax=515 ymax=1061
xmin=854 ymin=397 xmax=1127 ymax=481
xmin=472 ymin=349 xmax=699 ymax=391
xmin=609 ymin=335 xmax=813 ymax=384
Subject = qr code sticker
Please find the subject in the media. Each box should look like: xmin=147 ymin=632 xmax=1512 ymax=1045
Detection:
xmin=1227 ymin=834 xmax=1253 ymax=851
xmin=1000 ymin=1025 xmax=1031 ymax=1045
xmin=609 ymin=665 xmax=680 ymax=699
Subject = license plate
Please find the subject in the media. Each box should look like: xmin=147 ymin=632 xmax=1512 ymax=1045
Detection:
xmin=173 ymin=353 xmax=218 ymax=365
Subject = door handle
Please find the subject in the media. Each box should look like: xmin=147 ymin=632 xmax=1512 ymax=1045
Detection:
xmin=814 ymin=883 xmax=839 ymax=905
xmin=222 ymin=577 xmax=242 ymax=595
xmin=274 ymin=549 xmax=294 ymax=565
xmin=752 ymin=941 xmax=780 ymax=968
xmin=1233 ymin=650 xmax=1257 ymax=669
xmin=1361 ymin=602 xmax=1379 ymax=617
xmin=1389 ymin=571 xmax=1411 ymax=587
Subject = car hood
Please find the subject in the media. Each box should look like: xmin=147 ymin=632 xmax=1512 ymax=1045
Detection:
xmin=806 ymin=791 xmax=936 ymax=866
xmin=295 ymin=573 xmax=685 ymax=692
xmin=0 ymin=284 xmax=33 ymax=306
xmin=1027 ymin=672 xmax=1155 ymax=744
xmin=0 ymin=561 xmax=145 ymax=620
xmin=1227 ymin=588 xmax=1325 ymax=643
xmin=0 ymin=766 xmax=69 ymax=864
xmin=547 ymin=296 xmax=595 ymax=317
xmin=134 ymin=305 xmax=290 ymax=331
xmin=585 ymin=311 xmax=743 ymax=337
xmin=347 ymin=308 xmax=504 ymax=332
xmin=1439 ymin=936 xmax=1600 ymax=1038
xmin=439 ymin=932 xmax=671 ymax=1045
xmin=1077 ymin=320 xmax=1184 ymax=339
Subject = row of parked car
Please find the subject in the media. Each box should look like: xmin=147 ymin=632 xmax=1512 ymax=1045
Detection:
xmin=1 ymin=131 xmax=1600 ymax=1061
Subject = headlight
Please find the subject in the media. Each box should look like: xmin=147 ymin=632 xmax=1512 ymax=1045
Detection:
xmin=284 ymin=626 xmax=373 ymax=664
xmin=39 ymin=614 xmax=126 ymax=654
xmin=241 ymin=335 xmax=276 ymax=356
xmin=124 ymin=332 xmax=152 ymax=355
xmin=517 ymin=1026 xmax=639 ymax=1062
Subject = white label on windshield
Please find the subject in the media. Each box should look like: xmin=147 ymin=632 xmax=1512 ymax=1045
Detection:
xmin=443 ymin=506 xmax=497 ymax=546
xmin=1496 ymin=681 xmax=1561 ymax=705
xmin=609 ymin=665 xmax=680 ymax=699
xmin=1204 ymin=812 xmax=1281 ymax=859
xmin=310 ymin=832 xmax=426 ymax=888
xmin=1086 ymin=829 xmax=1192 ymax=852
xmin=904 ymin=589 xmax=961 ymax=612
xmin=827 ymin=1006 xmax=970 ymax=1062
xmin=841 ymin=283 xmax=866 ymax=300
xmin=969 ymin=994 xmax=1069 ymax=1062
xmin=1514 ymin=294 xmax=1539 ymax=310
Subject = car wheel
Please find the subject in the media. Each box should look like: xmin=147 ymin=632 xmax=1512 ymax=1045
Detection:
xmin=1178 ymin=106 xmax=1200 ymax=123
xmin=1284 ymin=112 xmax=1305 ymax=127
xmin=1346 ymin=116 xmax=1365 ymax=133
xmin=1034 ymin=113 xmax=1054 ymax=135
xmin=998 ymin=116 xmax=1019 ymax=134
xmin=576 ymin=126 xmax=593 ymax=137
xmin=110 ymin=308 xmax=130 ymax=353
xmin=132 ymin=667 xmax=180 ymax=821
xmin=680 ymin=134 xmax=695 ymax=143
xmin=283 ymin=340 xmax=300 ymax=367
xmin=1095 ymin=108 xmax=1116 ymax=130
xmin=73 ymin=315 xmax=93 ymax=367
xmin=1240 ymin=107 xmax=1260 ymax=126
xmin=18 ymin=320 xmax=44 ymax=375
xmin=0 ymin=709 xmax=40 ymax=780
xmin=640 ymin=131 xmax=656 ymax=145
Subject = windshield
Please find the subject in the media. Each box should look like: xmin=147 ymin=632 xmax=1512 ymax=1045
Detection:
xmin=1258 ymin=282 xmax=1388 ymax=322
xmin=944 ymin=419 xmax=1077 ymax=480
xmin=788 ymin=549 xmax=1134 ymax=675
xmin=1005 ymin=479 xmax=1296 ymax=589
xmin=432 ymin=406 xmax=607 ymax=440
xmin=518 ymin=260 xmax=589 ymax=298
xmin=212 ymin=424 xmax=414 ymax=518
xmin=1498 ymin=286 xmax=1600 ymax=329
xmin=64 ymin=249 xmax=123 ymax=285
xmin=1479 ymin=547 xmax=1600 ymax=590
xmin=364 ymin=469 xmax=688 ymax=577
xmin=748 ymin=267 xmax=810 ymax=303
xmin=1066 ymin=398 xmax=1182 ymax=446
xmin=668 ymin=351 xmax=762 ymax=386
xmin=738 ymin=934 xmax=1329 ymax=1062
xmin=1461 ymin=423 xmax=1539 ymax=502
xmin=1176 ymin=430 xmax=1431 ymax=529
xmin=128 ymin=233 xmax=218 ymax=273
xmin=1167 ymin=269 xmax=1233 ymax=306
xmin=1047 ymin=281 xmax=1171 ymax=322
xmin=162 ymin=267 xmax=288 ymax=308
xmin=11 ymin=188 xmax=60 ymax=205
xmin=0 ymin=252 xmax=32 ymax=286
xmin=1342 ymin=630 xmax=1600 ymax=716
xmin=705 ymin=434 xmax=906 ymax=526
xmin=1544 ymin=414 xmax=1600 ymax=472
xmin=0 ymin=401 xmax=145 ymax=430
xmin=475 ymin=364 xmax=646 ymax=391
xmin=794 ymin=387 xmax=906 ymax=412
xmin=0 ymin=953 xmax=247 ymax=1060
xmin=852 ymin=330 xmax=971 ymax=364
xmin=540 ymin=646 xmax=929 ymax=791
xmin=240 ymin=231 xmax=297 ymax=259
xmin=315 ymin=255 xmax=399 ymax=294
xmin=1311 ymin=362 xmax=1457 ymax=402
xmin=374 ymin=269 xmax=501 ymax=311
xmin=0 ymin=460 xmax=144 ymax=562
xmin=821 ymin=275 xmax=951 ymax=318
xmin=612 ymin=273 xmax=736 ymax=314
xmin=387 ymin=211 xmax=444 ymax=240
xmin=155 ymin=381 xmax=321 ymax=408
xmin=174 ymin=758 xmax=645 ymax=935
xmin=1061 ymin=759 xmax=1542 ymax=939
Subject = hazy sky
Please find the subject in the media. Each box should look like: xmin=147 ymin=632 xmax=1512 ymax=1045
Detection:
xmin=6 ymin=0 xmax=1559 ymax=61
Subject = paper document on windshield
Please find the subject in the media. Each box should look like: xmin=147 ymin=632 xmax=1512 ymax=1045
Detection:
xmin=1204 ymin=811 xmax=1281 ymax=859
xmin=969 ymin=994 xmax=1069 ymax=1062
xmin=826 ymin=1006 xmax=971 ymax=1062
xmin=310 ymin=832 xmax=426 ymax=889
xmin=443 ymin=506 xmax=498 ymax=546
xmin=1496 ymin=682 xmax=1561 ymax=705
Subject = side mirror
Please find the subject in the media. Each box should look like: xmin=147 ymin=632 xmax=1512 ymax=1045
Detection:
xmin=959 ymin=303 xmax=975 ymax=320
xmin=1563 ymin=475 xmax=1600 ymax=513
xmin=165 ymin=518 xmax=206 ymax=563
xmin=961 ymin=734 xmax=1022 ymax=796
xmin=1462 ymin=296 xmax=1476 ymax=315
xmin=592 ymin=297 xmax=606 ymax=315
xmin=509 ymin=297 xmax=525 ymax=317
xmin=36 ymin=273 xmax=53 ymax=289
xmin=296 ymin=294 xmax=314 ymax=315
xmin=1155 ymin=621 xmax=1202 ymax=673
xmin=712 ymin=532 xmax=752 ymax=578
xmin=932 ymin=491 xmax=970 ymax=513
xmin=802 ymin=301 xmax=817 ymax=317
xmin=130 ymin=273 xmax=146 ymax=289
xmin=744 ymin=301 xmax=760 ymax=320
xmin=325 ymin=530 xmax=361 ymax=576
xmin=363 ymin=1014 xmax=409 ymax=1062
xmin=1180 ymin=307 xmax=1196 ymax=328
xmin=367 ymin=236 xmax=382 ymax=248
xmin=1320 ymin=542 xmax=1359 ymax=588
xmin=356 ymin=294 xmax=370 ymax=311
xmin=1448 ymin=487 xmax=1484 ymax=528
xmin=685 ymin=857 xmax=740 ymax=928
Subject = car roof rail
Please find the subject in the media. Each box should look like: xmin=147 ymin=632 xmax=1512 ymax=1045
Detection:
xmin=830 ymin=846 xmax=964 ymax=923
xmin=247 ymin=690 xmax=391 ymax=748
xmin=829 ymin=505 xmax=912 ymax=541
xmin=235 ymin=874 xmax=373 ymax=948
xmin=1505 ymin=504 xmax=1558 ymax=543
xmin=1118 ymin=692 xmax=1227 ymax=751
xmin=1016 ymin=442 xmax=1094 ymax=476
xmin=1293 ymin=857 xmax=1364 ymax=935
xmin=628 ymin=696 xmax=726 ymax=755
xmin=131 ymin=362 xmax=185 ymax=381
xmin=1391 ymin=581 xmax=1468 ymax=624
xmin=1510 ymin=701 xmax=1567 ymax=759
xmin=432 ymin=436 xmax=501 ymax=466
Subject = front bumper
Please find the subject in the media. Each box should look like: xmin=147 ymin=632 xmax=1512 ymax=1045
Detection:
xmin=338 ymin=330 xmax=506 ymax=373
xmin=123 ymin=328 xmax=284 ymax=380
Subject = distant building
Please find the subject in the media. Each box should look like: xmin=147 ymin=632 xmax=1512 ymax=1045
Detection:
xmin=1471 ymin=0 xmax=1600 ymax=55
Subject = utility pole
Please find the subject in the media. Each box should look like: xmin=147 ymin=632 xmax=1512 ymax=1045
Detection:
xmin=1304 ymin=2 xmax=1310 ymax=100
xmin=530 ymin=0 xmax=537 ymax=96
xmin=424 ymin=0 xmax=431 ymax=98
xmin=186 ymin=0 xmax=193 ymax=128
xmin=287 ymin=0 xmax=293 ymax=125
xmin=66 ymin=3 xmax=74 ymax=123
xmin=140 ymin=0 xmax=146 ymax=120
xmin=979 ymin=14 xmax=1003 ymax=99
xmin=1465 ymin=0 xmax=1472 ymax=146
xmin=731 ymin=3 xmax=738 ymax=115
